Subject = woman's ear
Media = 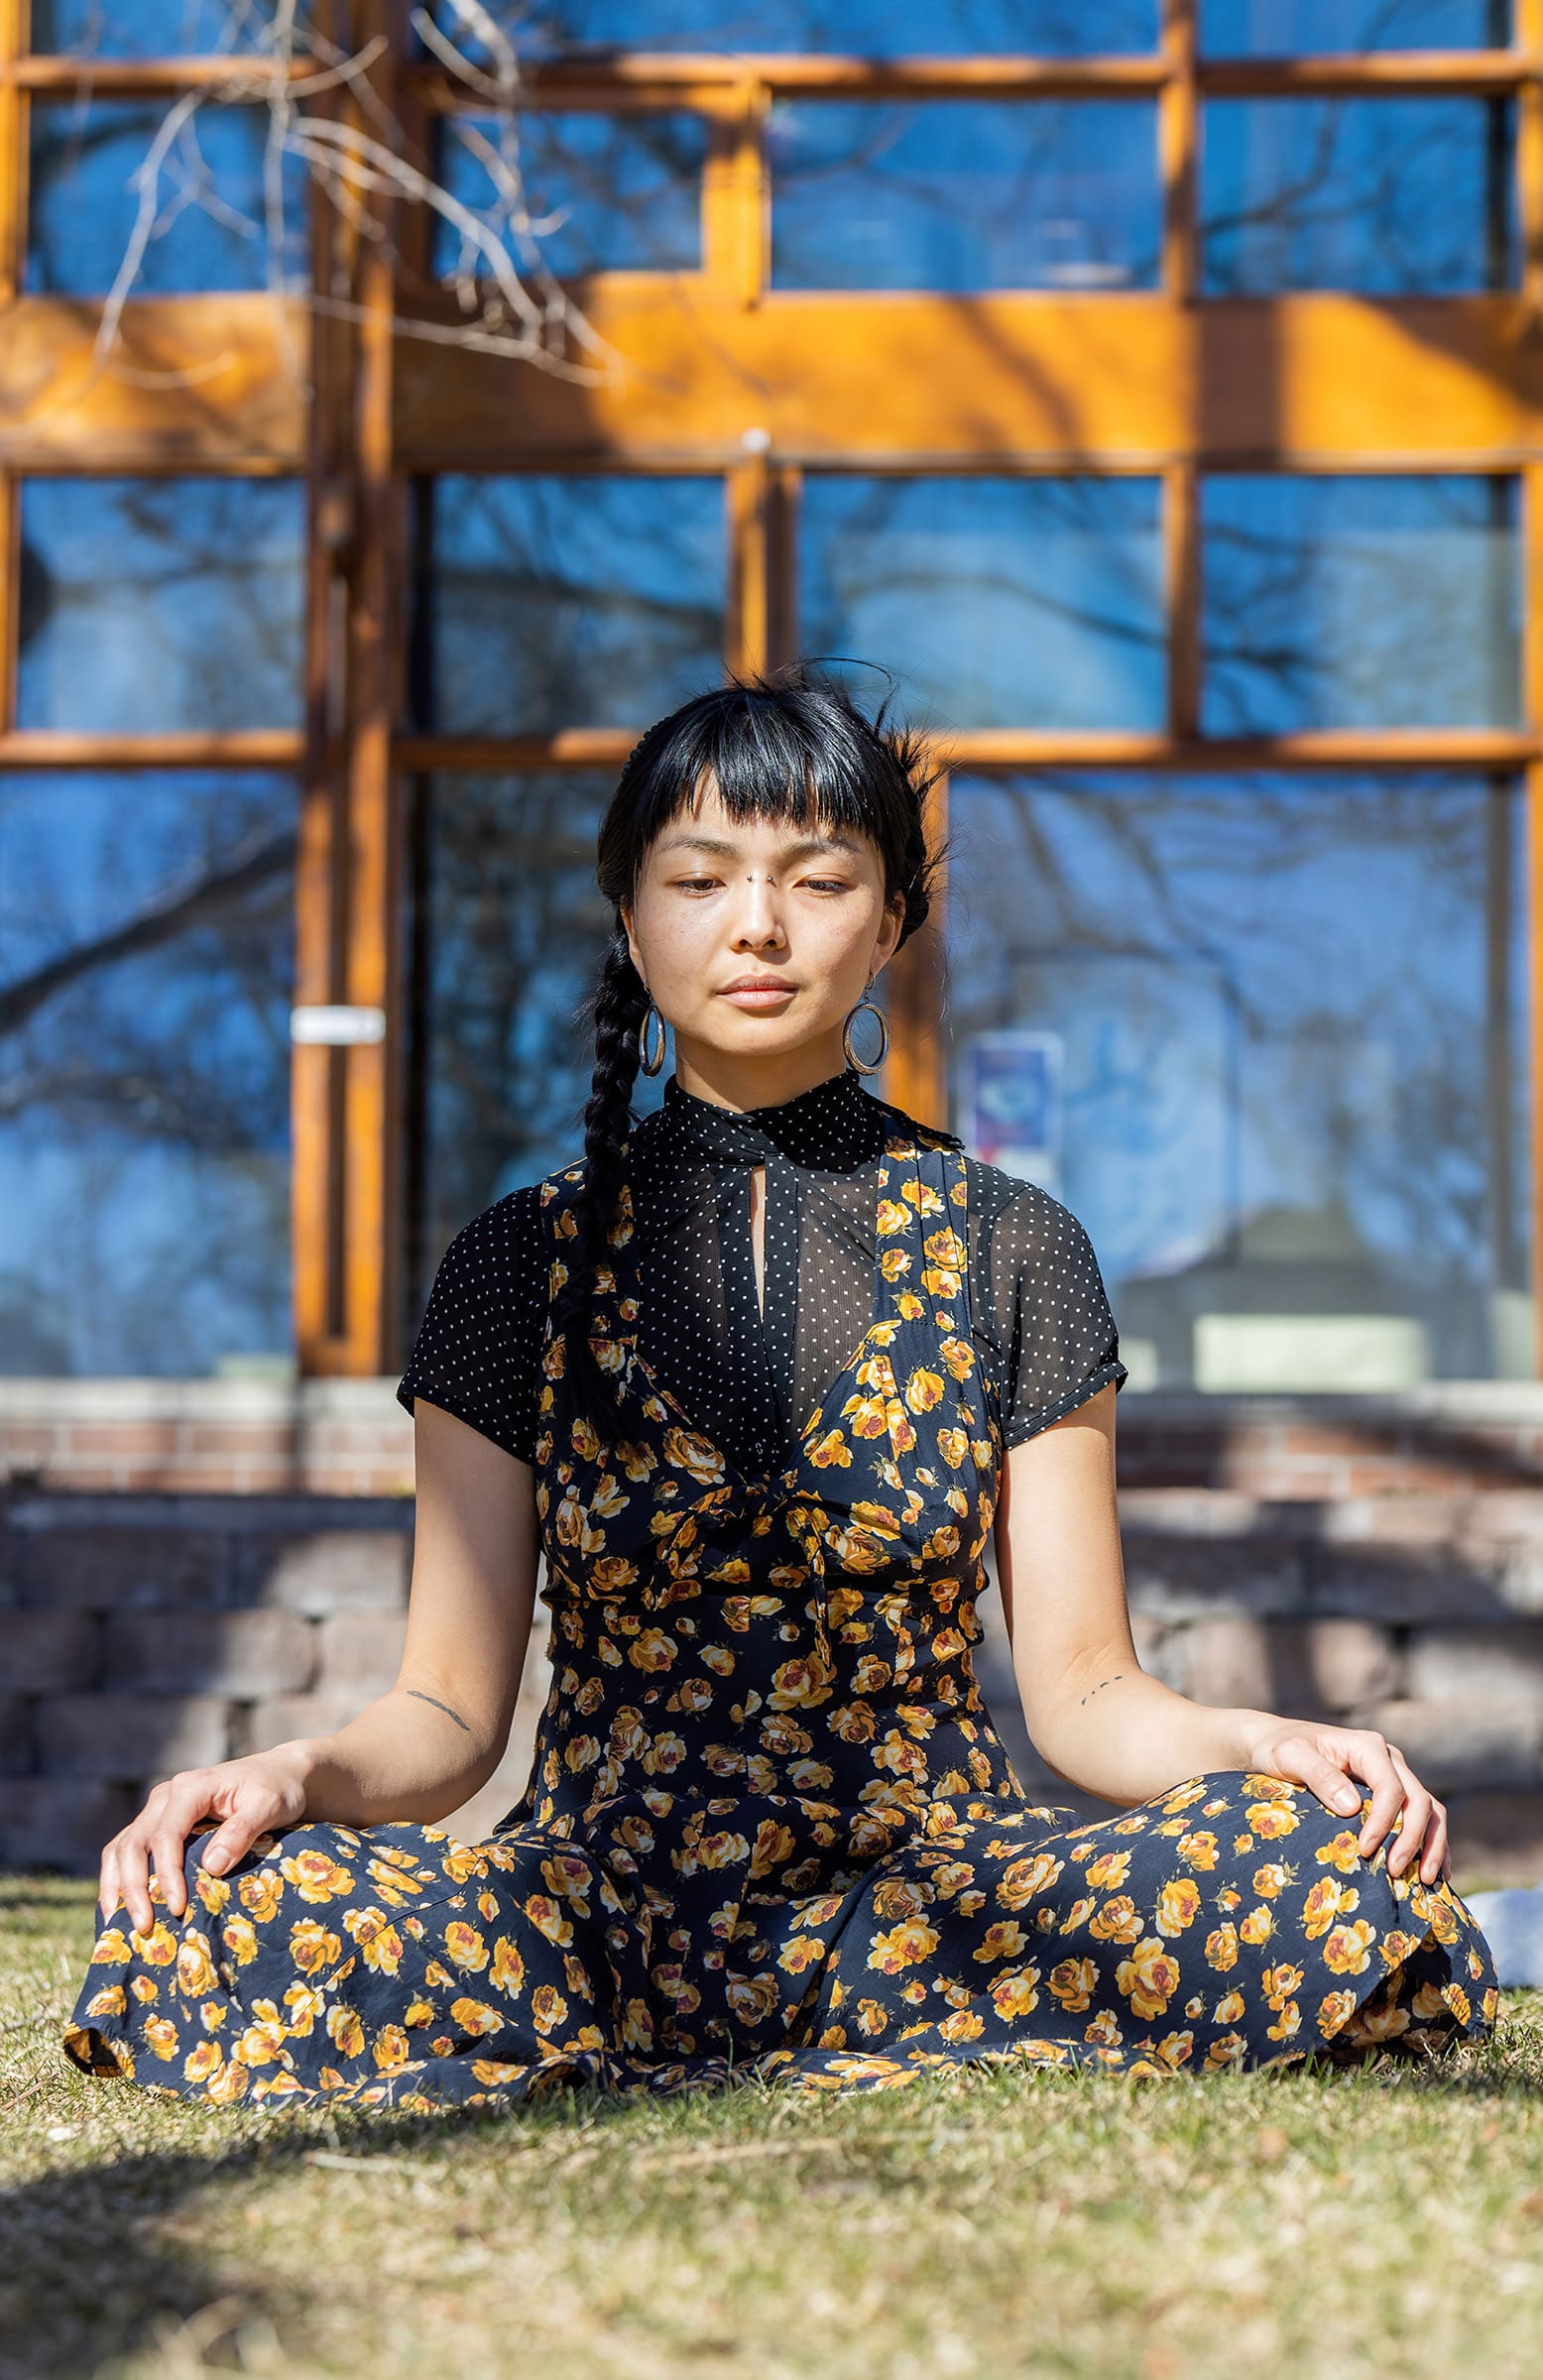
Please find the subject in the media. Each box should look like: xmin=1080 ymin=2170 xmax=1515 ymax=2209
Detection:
xmin=870 ymin=893 xmax=906 ymax=978
xmin=619 ymin=900 xmax=645 ymax=985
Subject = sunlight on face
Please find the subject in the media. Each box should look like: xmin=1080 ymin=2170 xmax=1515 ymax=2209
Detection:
xmin=621 ymin=776 xmax=903 ymax=1103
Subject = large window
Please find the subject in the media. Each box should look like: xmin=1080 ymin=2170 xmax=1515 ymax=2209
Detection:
xmin=1 ymin=3 xmax=1537 ymax=1389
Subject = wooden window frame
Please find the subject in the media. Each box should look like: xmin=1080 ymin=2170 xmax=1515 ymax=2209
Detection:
xmin=2 ymin=0 xmax=1542 ymax=1371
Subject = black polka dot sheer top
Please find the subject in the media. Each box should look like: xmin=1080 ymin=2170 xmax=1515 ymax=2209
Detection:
xmin=395 ymin=1066 xmax=1128 ymax=1476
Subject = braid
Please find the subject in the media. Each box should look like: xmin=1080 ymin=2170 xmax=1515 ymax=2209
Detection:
xmin=552 ymin=926 xmax=649 ymax=1437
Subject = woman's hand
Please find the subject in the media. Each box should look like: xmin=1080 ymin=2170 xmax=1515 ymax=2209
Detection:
xmin=98 ymin=1746 xmax=313 ymax=1938
xmin=1243 ymin=1718 xmax=1450 ymax=1886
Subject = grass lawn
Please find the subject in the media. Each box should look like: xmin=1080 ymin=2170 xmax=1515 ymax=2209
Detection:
xmin=5 ymin=1873 xmax=1543 ymax=2380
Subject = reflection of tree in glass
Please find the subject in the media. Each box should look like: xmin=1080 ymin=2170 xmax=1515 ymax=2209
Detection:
xmin=417 ymin=0 xmax=1155 ymax=60
xmin=770 ymin=99 xmax=1159 ymax=293
xmin=415 ymin=774 xmax=615 ymax=1273
xmin=945 ymin=774 xmax=1526 ymax=1332
xmin=17 ymin=479 xmax=304 ymax=734
xmin=800 ymin=477 xmax=1165 ymax=734
xmin=0 ymin=777 xmax=296 ymax=1372
xmin=1201 ymin=478 xmax=1519 ymax=734
xmin=417 ymin=477 xmax=725 ymax=736
xmin=433 ymin=110 xmax=706 ymax=282
xmin=1201 ymin=93 xmax=1512 ymax=297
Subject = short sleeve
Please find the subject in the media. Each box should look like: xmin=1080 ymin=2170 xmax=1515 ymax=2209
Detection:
xmin=395 ymin=1187 xmax=548 ymax=1464
xmin=972 ymin=1174 xmax=1128 ymax=1449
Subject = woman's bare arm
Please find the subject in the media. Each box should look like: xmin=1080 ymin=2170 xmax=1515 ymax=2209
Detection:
xmin=98 ymin=1398 xmax=539 ymax=1933
xmin=993 ymin=1384 xmax=1450 ymax=1883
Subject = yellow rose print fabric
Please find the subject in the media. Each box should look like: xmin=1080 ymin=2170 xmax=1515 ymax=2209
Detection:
xmin=62 ymin=1134 xmax=1497 ymax=2111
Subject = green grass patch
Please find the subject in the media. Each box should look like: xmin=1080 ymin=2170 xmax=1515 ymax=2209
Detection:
xmin=4 ymin=1872 xmax=1542 ymax=2380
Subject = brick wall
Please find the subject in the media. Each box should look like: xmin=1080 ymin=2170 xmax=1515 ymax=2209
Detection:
xmin=0 ymin=1489 xmax=554 ymax=1873
xmin=6 ymin=1377 xmax=1543 ymax=1885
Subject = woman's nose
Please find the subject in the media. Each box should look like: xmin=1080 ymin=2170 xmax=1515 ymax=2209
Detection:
xmin=729 ymin=879 xmax=788 ymax=948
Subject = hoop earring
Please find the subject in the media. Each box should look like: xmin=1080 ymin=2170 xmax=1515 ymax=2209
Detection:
xmin=637 ymin=1000 xmax=667 ymax=1077
xmin=842 ymin=981 xmax=889 ymax=1077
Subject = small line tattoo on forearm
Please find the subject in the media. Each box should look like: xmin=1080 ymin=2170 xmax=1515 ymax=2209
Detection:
xmin=406 ymin=1689 xmax=472 ymax=1733
xmin=1079 ymin=1673 xmax=1126 ymax=1706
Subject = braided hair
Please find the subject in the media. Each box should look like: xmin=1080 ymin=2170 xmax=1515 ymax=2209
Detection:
xmin=552 ymin=660 xmax=945 ymax=1439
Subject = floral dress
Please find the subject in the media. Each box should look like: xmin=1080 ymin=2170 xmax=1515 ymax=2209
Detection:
xmin=61 ymin=1083 xmax=1497 ymax=2109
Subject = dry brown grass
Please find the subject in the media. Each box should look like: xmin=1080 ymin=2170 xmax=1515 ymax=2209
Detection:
xmin=5 ymin=1872 xmax=1541 ymax=2380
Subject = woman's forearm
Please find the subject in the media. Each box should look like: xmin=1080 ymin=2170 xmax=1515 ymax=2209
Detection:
xmin=277 ymin=1685 xmax=509 ymax=1829
xmin=1020 ymin=1662 xmax=1274 ymax=1808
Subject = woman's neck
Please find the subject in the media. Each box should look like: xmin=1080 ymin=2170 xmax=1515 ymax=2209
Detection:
xmin=670 ymin=1029 xmax=850 ymax=1116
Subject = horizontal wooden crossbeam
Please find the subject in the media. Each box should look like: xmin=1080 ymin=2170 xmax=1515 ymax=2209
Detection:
xmin=6 ymin=291 xmax=1543 ymax=471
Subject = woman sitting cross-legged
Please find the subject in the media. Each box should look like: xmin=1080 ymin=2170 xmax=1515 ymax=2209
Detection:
xmin=62 ymin=665 xmax=1496 ymax=2108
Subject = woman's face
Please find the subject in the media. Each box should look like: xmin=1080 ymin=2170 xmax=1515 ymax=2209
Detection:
xmin=621 ymin=777 xmax=904 ymax=1098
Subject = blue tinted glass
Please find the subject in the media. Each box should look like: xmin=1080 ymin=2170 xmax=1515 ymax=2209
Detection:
xmin=1201 ymin=98 xmax=1514 ymax=294
xmin=0 ymin=774 xmax=295 ymax=1376
xmin=799 ymin=477 xmax=1164 ymax=731
xmin=31 ymin=1 xmax=267 ymax=51
xmin=27 ymin=100 xmax=308 ymax=296
xmin=947 ymin=772 xmax=1531 ymax=1389
xmin=772 ymin=100 xmax=1159 ymax=291
xmin=1202 ymin=1 xmax=1503 ymax=53
xmin=1201 ymin=476 xmax=1520 ymax=732
xmin=18 ymin=479 xmax=305 ymax=732
xmin=433 ymin=112 xmax=706 ymax=278
xmin=414 ymin=773 xmax=663 ymax=1269
xmin=414 ymin=1 xmax=1158 ymax=60
xmin=419 ymin=477 xmax=725 ymax=733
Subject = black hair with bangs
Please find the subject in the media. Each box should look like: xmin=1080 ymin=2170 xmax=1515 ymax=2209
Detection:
xmin=553 ymin=659 xmax=944 ymax=1438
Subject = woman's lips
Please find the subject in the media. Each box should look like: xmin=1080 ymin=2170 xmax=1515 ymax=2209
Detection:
xmin=718 ymin=983 xmax=796 ymax=1009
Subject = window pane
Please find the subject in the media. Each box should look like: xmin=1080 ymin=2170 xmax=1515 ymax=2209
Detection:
xmin=433 ymin=111 xmax=706 ymax=279
xmin=416 ymin=476 xmax=725 ymax=734
xmin=772 ymin=100 xmax=1158 ymax=292
xmin=27 ymin=99 xmax=308 ymax=296
xmin=414 ymin=1 xmax=1158 ymax=60
xmin=1202 ymin=0 xmax=1504 ymax=54
xmin=1201 ymin=98 xmax=1513 ymax=294
xmin=799 ymin=477 xmax=1164 ymax=731
xmin=947 ymin=773 xmax=1531 ymax=1391
xmin=1201 ymin=476 xmax=1520 ymax=732
xmin=17 ymin=479 xmax=304 ymax=733
xmin=31 ymin=1 xmax=267 ymax=52
xmin=410 ymin=773 xmax=668 ymax=1289
xmin=0 ymin=775 xmax=296 ymax=1377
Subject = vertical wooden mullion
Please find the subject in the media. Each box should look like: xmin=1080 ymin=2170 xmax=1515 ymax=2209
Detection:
xmin=295 ymin=0 xmax=348 ymax=1368
xmin=1520 ymin=6 xmax=1543 ymax=1371
xmin=342 ymin=0 xmax=406 ymax=1376
xmin=1164 ymin=462 xmax=1201 ymax=743
xmin=0 ymin=0 xmax=29 ymax=740
xmin=702 ymin=77 xmax=767 ymax=303
xmin=1158 ymin=0 xmax=1198 ymax=307
xmin=1517 ymin=0 xmax=1543 ymax=310
xmin=767 ymin=462 xmax=798 ymax=672
xmin=1523 ymin=463 xmax=1543 ymax=1376
xmin=295 ymin=0 xmax=406 ymax=1378
xmin=727 ymin=452 xmax=771 ymax=675
xmin=882 ymin=767 xmax=949 ymax=1133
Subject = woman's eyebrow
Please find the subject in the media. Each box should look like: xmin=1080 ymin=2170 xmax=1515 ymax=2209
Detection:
xmin=653 ymin=831 xmax=864 ymax=862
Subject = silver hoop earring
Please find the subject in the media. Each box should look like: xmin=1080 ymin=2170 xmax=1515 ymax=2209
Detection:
xmin=842 ymin=982 xmax=889 ymax=1077
xmin=637 ymin=1000 xmax=667 ymax=1077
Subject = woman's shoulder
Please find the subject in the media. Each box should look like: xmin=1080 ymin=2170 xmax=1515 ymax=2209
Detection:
xmin=439 ymin=1161 xmax=591 ymax=1265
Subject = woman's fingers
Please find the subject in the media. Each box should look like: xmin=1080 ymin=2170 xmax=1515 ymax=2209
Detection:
xmin=198 ymin=1815 xmax=266 ymax=1875
xmin=1351 ymin=1733 xmax=1408 ymax=1864
xmin=97 ymin=1843 xmax=121 ymax=1928
xmin=1385 ymin=1744 xmax=1449 ymax=1885
xmin=1280 ymin=1738 xmax=1364 ymax=1819
xmin=113 ymin=1831 xmax=156 ymax=1940
xmin=102 ymin=1774 xmax=216 ymax=1937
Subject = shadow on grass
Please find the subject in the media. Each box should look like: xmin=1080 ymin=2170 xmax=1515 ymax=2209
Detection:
xmin=2 ymin=2082 xmax=637 ymax=2380
xmin=11 ymin=2010 xmax=1543 ymax=2377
